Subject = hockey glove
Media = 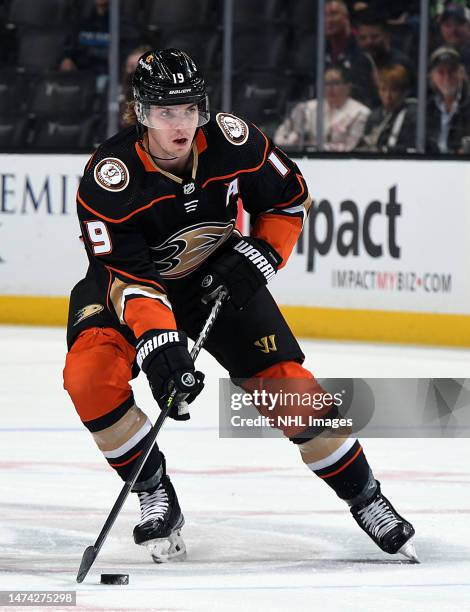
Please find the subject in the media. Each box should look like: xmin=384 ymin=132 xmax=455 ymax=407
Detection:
xmin=136 ymin=329 xmax=204 ymax=420
xmin=201 ymin=237 xmax=282 ymax=309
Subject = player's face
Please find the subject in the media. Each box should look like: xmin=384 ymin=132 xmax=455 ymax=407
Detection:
xmin=147 ymin=103 xmax=198 ymax=159
xmin=146 ymin=103 xmax=200 ymax=131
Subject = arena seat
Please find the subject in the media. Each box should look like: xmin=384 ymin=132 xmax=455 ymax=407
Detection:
xmin=7 ymin=0 xmax=70 ymax=28
xmin=30 ymin=114 xmax=96 ymax=150
xmin=289 ymin=0 xmax=317 ymax=29
xmin=0 ymin=70 xmax=25 ymax=114
xmin=233 ymin=24 xmax=289 ymax=72
xmin=233 ymin=70 xmax=293 ymax=130
xmin=0 ymin=114 xmax=29 ymax=148
xmin=28 ymin=71 xmax=97 ymax=116
xmin=204 ymin=70 xmax=222 ymax=110
xmin=16 ymin=29 xmax=66 ymax=71
xmin=159 ymin=27 xmax=221 ymax=72
xmin=288 ymin=29 xmax=317 ymax=79
xmin=232 ymin=0 xmax=284 ymax=24
xmin=144 ymin=0 xmax=215 ymax=31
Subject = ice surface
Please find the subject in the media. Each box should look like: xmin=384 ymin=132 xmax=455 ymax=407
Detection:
xmin=1 ymin=326 xmax=469 ymax=612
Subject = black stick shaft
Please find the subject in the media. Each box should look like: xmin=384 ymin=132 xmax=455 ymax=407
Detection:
xmin=76 ymin=290 xmax=227 ymax=583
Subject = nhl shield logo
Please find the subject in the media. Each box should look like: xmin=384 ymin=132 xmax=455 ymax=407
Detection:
xmin=183 ymin=182 xmax=195 ymax=195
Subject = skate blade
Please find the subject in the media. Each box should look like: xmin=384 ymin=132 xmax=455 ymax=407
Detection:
xmin=398 ymin=539 xmax=419 ymax=563
xmin=145 ymin=529 xmax=187 ymax=563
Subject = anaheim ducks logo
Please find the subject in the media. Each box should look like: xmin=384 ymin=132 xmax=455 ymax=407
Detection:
xmin=150 ymin=221 xmax=235 ymax=279
xmin=73 ymin=303 xmax=104 ymax=326
xmin=94 ymin=158 xmax=129 ymax=192
xmin=216 ymin=112 xmax=249 ymax=145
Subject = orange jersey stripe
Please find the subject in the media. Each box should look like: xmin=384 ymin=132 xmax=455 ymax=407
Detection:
xmin=134 ymin=140 xmax=159 ymax=172
xmin=252 ymin=215 xmax=302 ymax=269
xmin=109 ymin=450 xmax=143 ymax=467
xmin=202 ymin=126 xmax=269 ymax=188
xmin=124 ymin=297 xmax=177 ymax=338
xmin=272 ymin=174 xmax=306 ymax=208
xmin=195 ymin=128 xmax=208 ymax=154
xmin=318 ymin=445 xmax=363 ymax=479
xmin=85 ymin=150 xmax=98 ymax=172
xmin=105 ymin=265 xmax=166 ymax=293
xmin=77 ymin=191 xmax=176 ymax=224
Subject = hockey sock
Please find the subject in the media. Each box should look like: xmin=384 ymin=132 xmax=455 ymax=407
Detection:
xmin=86 ymin=403 xmax=164 ymax=492
xmin=302 ymin=438 xmax=375 ymax=501
xmin=107 ymin=428 xmax=163 ymax=492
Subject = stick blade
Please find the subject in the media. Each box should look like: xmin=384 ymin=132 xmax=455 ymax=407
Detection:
xmin=76 ymin=545 xmax=97 ymax=583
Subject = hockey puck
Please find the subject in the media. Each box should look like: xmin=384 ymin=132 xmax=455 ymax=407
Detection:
xmin=100 ymin=574 xmax=129 ymax=585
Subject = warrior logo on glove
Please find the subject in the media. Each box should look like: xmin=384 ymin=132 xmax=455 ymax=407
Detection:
xmin=233 ymin=239 xmax=278 ymax=281
xmin=201 ymin=237 xmax=282 ymax=309
xmin=136 ymin=329 xmax=204 ymax=420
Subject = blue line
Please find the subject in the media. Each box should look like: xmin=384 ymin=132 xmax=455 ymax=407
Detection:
xmin=0 ymin=426 xmax=218 ymax=432
xmin=81 ymin=582 xmax=470 ymax=593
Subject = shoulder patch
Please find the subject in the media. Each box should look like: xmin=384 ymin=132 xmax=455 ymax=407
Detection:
xmin=216 ymin=113 xmax=249 ymax=145
xmin=73 ymin=303 xmax=104 ymax=326
xmin=94 ymin=157 xmax=130 ymax=192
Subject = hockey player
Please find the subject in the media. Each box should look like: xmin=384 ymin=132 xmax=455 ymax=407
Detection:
xmin=63 ymin=49 xmax=417 ymax=563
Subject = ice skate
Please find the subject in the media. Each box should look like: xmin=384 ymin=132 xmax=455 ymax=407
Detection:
xmin=350 ymin=481 xmax=418 ymax=562
xmin=133 ymin=475 xmax=186 ymax=563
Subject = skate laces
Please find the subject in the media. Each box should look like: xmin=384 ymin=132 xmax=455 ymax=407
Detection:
xmin=357 ymin=497 xmax=400 ymax=540
xmin=137 ymin=482 xmax=168 ymax=524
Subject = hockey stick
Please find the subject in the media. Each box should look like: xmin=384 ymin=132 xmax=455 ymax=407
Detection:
xmin=76 ymin=289 xmax=227 ymax=583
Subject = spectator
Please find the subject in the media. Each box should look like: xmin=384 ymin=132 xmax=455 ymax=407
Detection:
xmin=436 ymin=3 xmax=470 ymax=74
xmin=356 ymin=12 xmax=414 ymax=74
xmin=358 ymin=64 xmax=417 ymax=152
xmin=325 ymin=0 xmax=378 ymax=107
xmin=427 ymin=46 xmax=470 ymax=153
xmin=59 ymin=0 xmax=138 ymax=92
xmin=119 ymin=45 xmax=150 ymax=127
xmin=60 ymin=0 xmax=111 ymax=91
xmin=274 ymin=65 xmax=370 ymax=151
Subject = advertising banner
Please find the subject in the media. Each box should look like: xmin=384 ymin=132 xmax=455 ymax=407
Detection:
xmin=270 ymin=159 xmax=470 ymax=315
xmin=1 ymin=154 xmax=469 ymax=343
xmin=0 ymin=154 xmax=89 ymax=295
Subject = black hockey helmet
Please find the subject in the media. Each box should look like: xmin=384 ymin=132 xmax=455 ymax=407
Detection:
xmin=132 ymin=48 xmax=209 ymax=128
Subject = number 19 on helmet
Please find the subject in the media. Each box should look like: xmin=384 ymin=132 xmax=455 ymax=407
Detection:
xmin=132 ymin=49 xmax=210 ymax=129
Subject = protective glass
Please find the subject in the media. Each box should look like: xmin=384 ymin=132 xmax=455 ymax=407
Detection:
xmin=135 ymin=97 xmax=210 ymax=129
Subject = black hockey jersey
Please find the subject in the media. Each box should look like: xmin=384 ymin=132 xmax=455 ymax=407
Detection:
xmin=76 ymin=112 xmax=311 ymax=339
